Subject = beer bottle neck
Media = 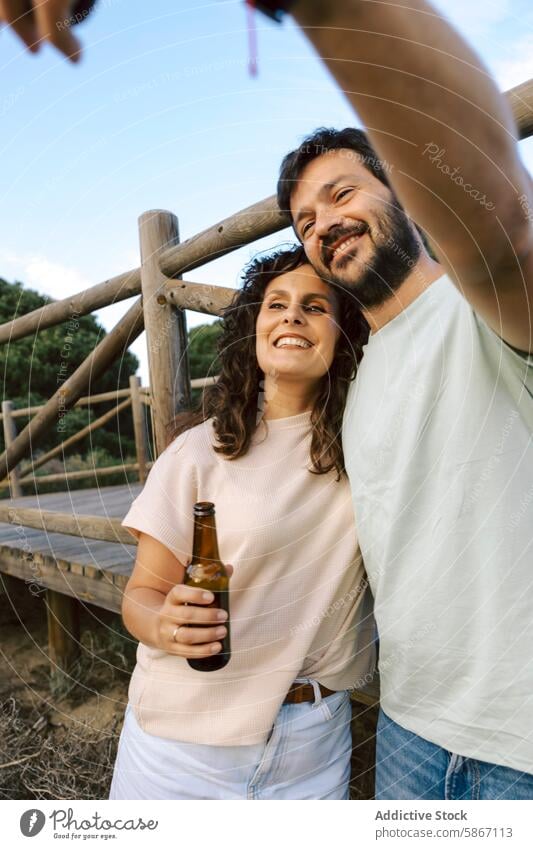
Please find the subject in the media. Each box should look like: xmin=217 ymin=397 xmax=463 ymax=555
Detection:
xmin=192 ymin=513 xmax=221 ymax=563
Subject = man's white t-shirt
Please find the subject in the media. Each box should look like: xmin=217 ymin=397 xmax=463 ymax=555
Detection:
xmin=343 ymin=274 xmax=533 ymax=773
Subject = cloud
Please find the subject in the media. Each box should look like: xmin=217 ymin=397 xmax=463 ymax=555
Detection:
xmin=0 ymin=248 xmax=150 ymax=382
xmin=0 ymin=249 xmax=92 ymax=301
xmin=493 ymin=35 xmax=533 ymax=89
xmin=433 ymin=0 xmax=513 ymax=37
xmin=23 ymin=256 xmax=92 ymax=301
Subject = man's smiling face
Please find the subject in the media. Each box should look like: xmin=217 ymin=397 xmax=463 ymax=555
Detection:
xmin=290 ymin=150 xmax=421 ymax=309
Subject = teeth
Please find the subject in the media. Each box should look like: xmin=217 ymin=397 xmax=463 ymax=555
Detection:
xmin=333 ymin=234 xmax=361 ymax=256
xmin=274 ymin=337 xmax=312 ymax=349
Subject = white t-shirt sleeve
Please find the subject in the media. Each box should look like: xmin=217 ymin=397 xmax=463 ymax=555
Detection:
xmin=505 ymin=342 xmax=533 ymax=391
xmin=121 ymin=431 xmax=197 ymax=563
xmin=476 ymin=315 xmax=533 ymax=394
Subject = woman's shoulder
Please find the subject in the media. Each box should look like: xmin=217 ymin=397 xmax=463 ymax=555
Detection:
xmin=165 ymin=418 xmax=217 ymax=460
xmin=145 ymin=419 xmax=217 ymax=485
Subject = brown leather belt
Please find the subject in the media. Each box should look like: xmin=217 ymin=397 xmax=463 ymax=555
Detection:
xmin=283 ymin=682 xmax=337 ymax=704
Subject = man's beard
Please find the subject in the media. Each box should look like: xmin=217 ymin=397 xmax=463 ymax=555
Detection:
xmin=319 ymin=202 xmax=422 ymax=310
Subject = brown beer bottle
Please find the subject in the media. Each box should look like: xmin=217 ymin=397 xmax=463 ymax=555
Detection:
xmin=184 ymin=502 xmax=231 ymax=672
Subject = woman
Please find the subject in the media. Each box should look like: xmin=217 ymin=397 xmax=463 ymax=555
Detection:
xmin=110 ymin=245 xmax=375 ymax=800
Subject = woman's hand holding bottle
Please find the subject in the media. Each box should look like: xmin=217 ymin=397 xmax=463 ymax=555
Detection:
xmin=122 ymin=531 xmax=232 ymax=662
xmin=156 ymin=579 xmax=231 ymax=659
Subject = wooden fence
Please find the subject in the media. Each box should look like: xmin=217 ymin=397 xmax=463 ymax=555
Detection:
xmin=0 ymin=77 xmax=531 ymax=679
xmin=0 ymin=375 xmax=215 ymax=496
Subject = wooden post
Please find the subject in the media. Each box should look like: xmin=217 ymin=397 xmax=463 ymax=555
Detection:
xmin=129 ymin=375 xmax=150 ymax=483
xmin=1 ymin=401 xmax=22 ymax=498
xmin=164 ymin=279 xmax=234 ymax=315
xmin=45 ymin=589 xmax=81 ymax=685
xmin=138 ymin=210 xmax=192 ymax=457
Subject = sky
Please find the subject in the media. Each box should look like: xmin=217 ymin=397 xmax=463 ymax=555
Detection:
xmin=1 ymin=0 xmax=532 ymax=384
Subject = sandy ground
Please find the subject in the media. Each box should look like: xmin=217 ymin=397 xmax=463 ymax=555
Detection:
xmin=0 ymin=577 xmax=131 ymax=725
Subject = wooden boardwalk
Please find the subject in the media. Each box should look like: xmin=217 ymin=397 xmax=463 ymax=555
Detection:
xmin=0 ymin=484 xmax=141 ymax=613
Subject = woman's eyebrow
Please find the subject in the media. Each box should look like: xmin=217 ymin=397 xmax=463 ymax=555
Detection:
xmin=303 ymin=292 xmax=333 ymax=303
xmin=266 ymin=289 xmax=333 ymax=303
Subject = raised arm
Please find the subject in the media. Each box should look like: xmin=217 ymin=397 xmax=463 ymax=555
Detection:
xmin=292 ymin=0 xmax=533 ymax=351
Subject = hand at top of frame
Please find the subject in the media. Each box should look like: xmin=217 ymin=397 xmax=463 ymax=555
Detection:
xmin=0 ymin=0 xmax=97 ymax=62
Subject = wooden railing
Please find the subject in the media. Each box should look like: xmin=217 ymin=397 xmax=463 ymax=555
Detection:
xmin=0 ymin=194 xmax=285 ymax=494
xmin=0 ymin=375 xmax=215 ymax=496
xmin=0 ymin=77 xmax=531 ymax=676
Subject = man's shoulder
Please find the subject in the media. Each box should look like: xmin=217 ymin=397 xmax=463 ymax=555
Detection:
xmin=434 ymin=277 xmax=533 ymax=375
xmin=473 ymin=311 xmax=533 ymax=373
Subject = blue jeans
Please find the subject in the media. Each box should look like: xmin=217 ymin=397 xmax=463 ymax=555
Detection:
xmin=376 ymin=709 xmax=533 ymax=800
xmin=110 ymin=680 xmax=352 ymax=800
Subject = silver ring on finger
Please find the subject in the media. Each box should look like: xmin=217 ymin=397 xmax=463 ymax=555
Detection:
xmin=172 ymin=626 xmax=180 ymax=643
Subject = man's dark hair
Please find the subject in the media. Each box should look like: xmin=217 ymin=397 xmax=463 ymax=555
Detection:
xmin=277 ymin=127 xmax=392 ymax=218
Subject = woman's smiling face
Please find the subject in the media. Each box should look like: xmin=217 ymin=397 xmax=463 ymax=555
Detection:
xmin=255 ymin=263 xmax=341 ymax=385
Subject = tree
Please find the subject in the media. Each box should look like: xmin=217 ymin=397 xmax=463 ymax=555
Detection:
xmin=0 ymin=277 xmax=139 ymax=458
xmin=187 ymin=321 xmax=222 ymax=380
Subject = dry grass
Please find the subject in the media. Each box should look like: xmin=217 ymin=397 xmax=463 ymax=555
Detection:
xmin=0 ymin=697 xmax=377 ymax=800
xmin=0 ymin=576 xmax=131 ymax=799
xmin=0 ymin=697 xmax=120 ymax=800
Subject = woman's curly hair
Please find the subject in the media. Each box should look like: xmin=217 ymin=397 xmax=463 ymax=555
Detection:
xmin=169 ymin=245 xmax=369 ymax=479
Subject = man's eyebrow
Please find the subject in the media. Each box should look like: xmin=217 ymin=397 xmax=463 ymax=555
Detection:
xmin=294 ymin=176 xmax=358 ymax=228
xmin=266 ymin=289 xmax=333 ymax=303
xmin=294 ymin=208 xmax=313 ymax=228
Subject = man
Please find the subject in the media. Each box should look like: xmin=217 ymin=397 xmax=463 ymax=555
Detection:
xmin=271 ymin=1 xmax=533 ymax=800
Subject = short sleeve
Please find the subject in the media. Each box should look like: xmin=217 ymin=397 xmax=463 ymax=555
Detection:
xmin=501 ymin=336 xmax=533 ymax=392
xmin=475 ymin=315 xmax=533 ymax=395
xmin=506 ymin=343 xmax=533 ymax=392
xmin=121 ymin=430 xmax=198 ymax=562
